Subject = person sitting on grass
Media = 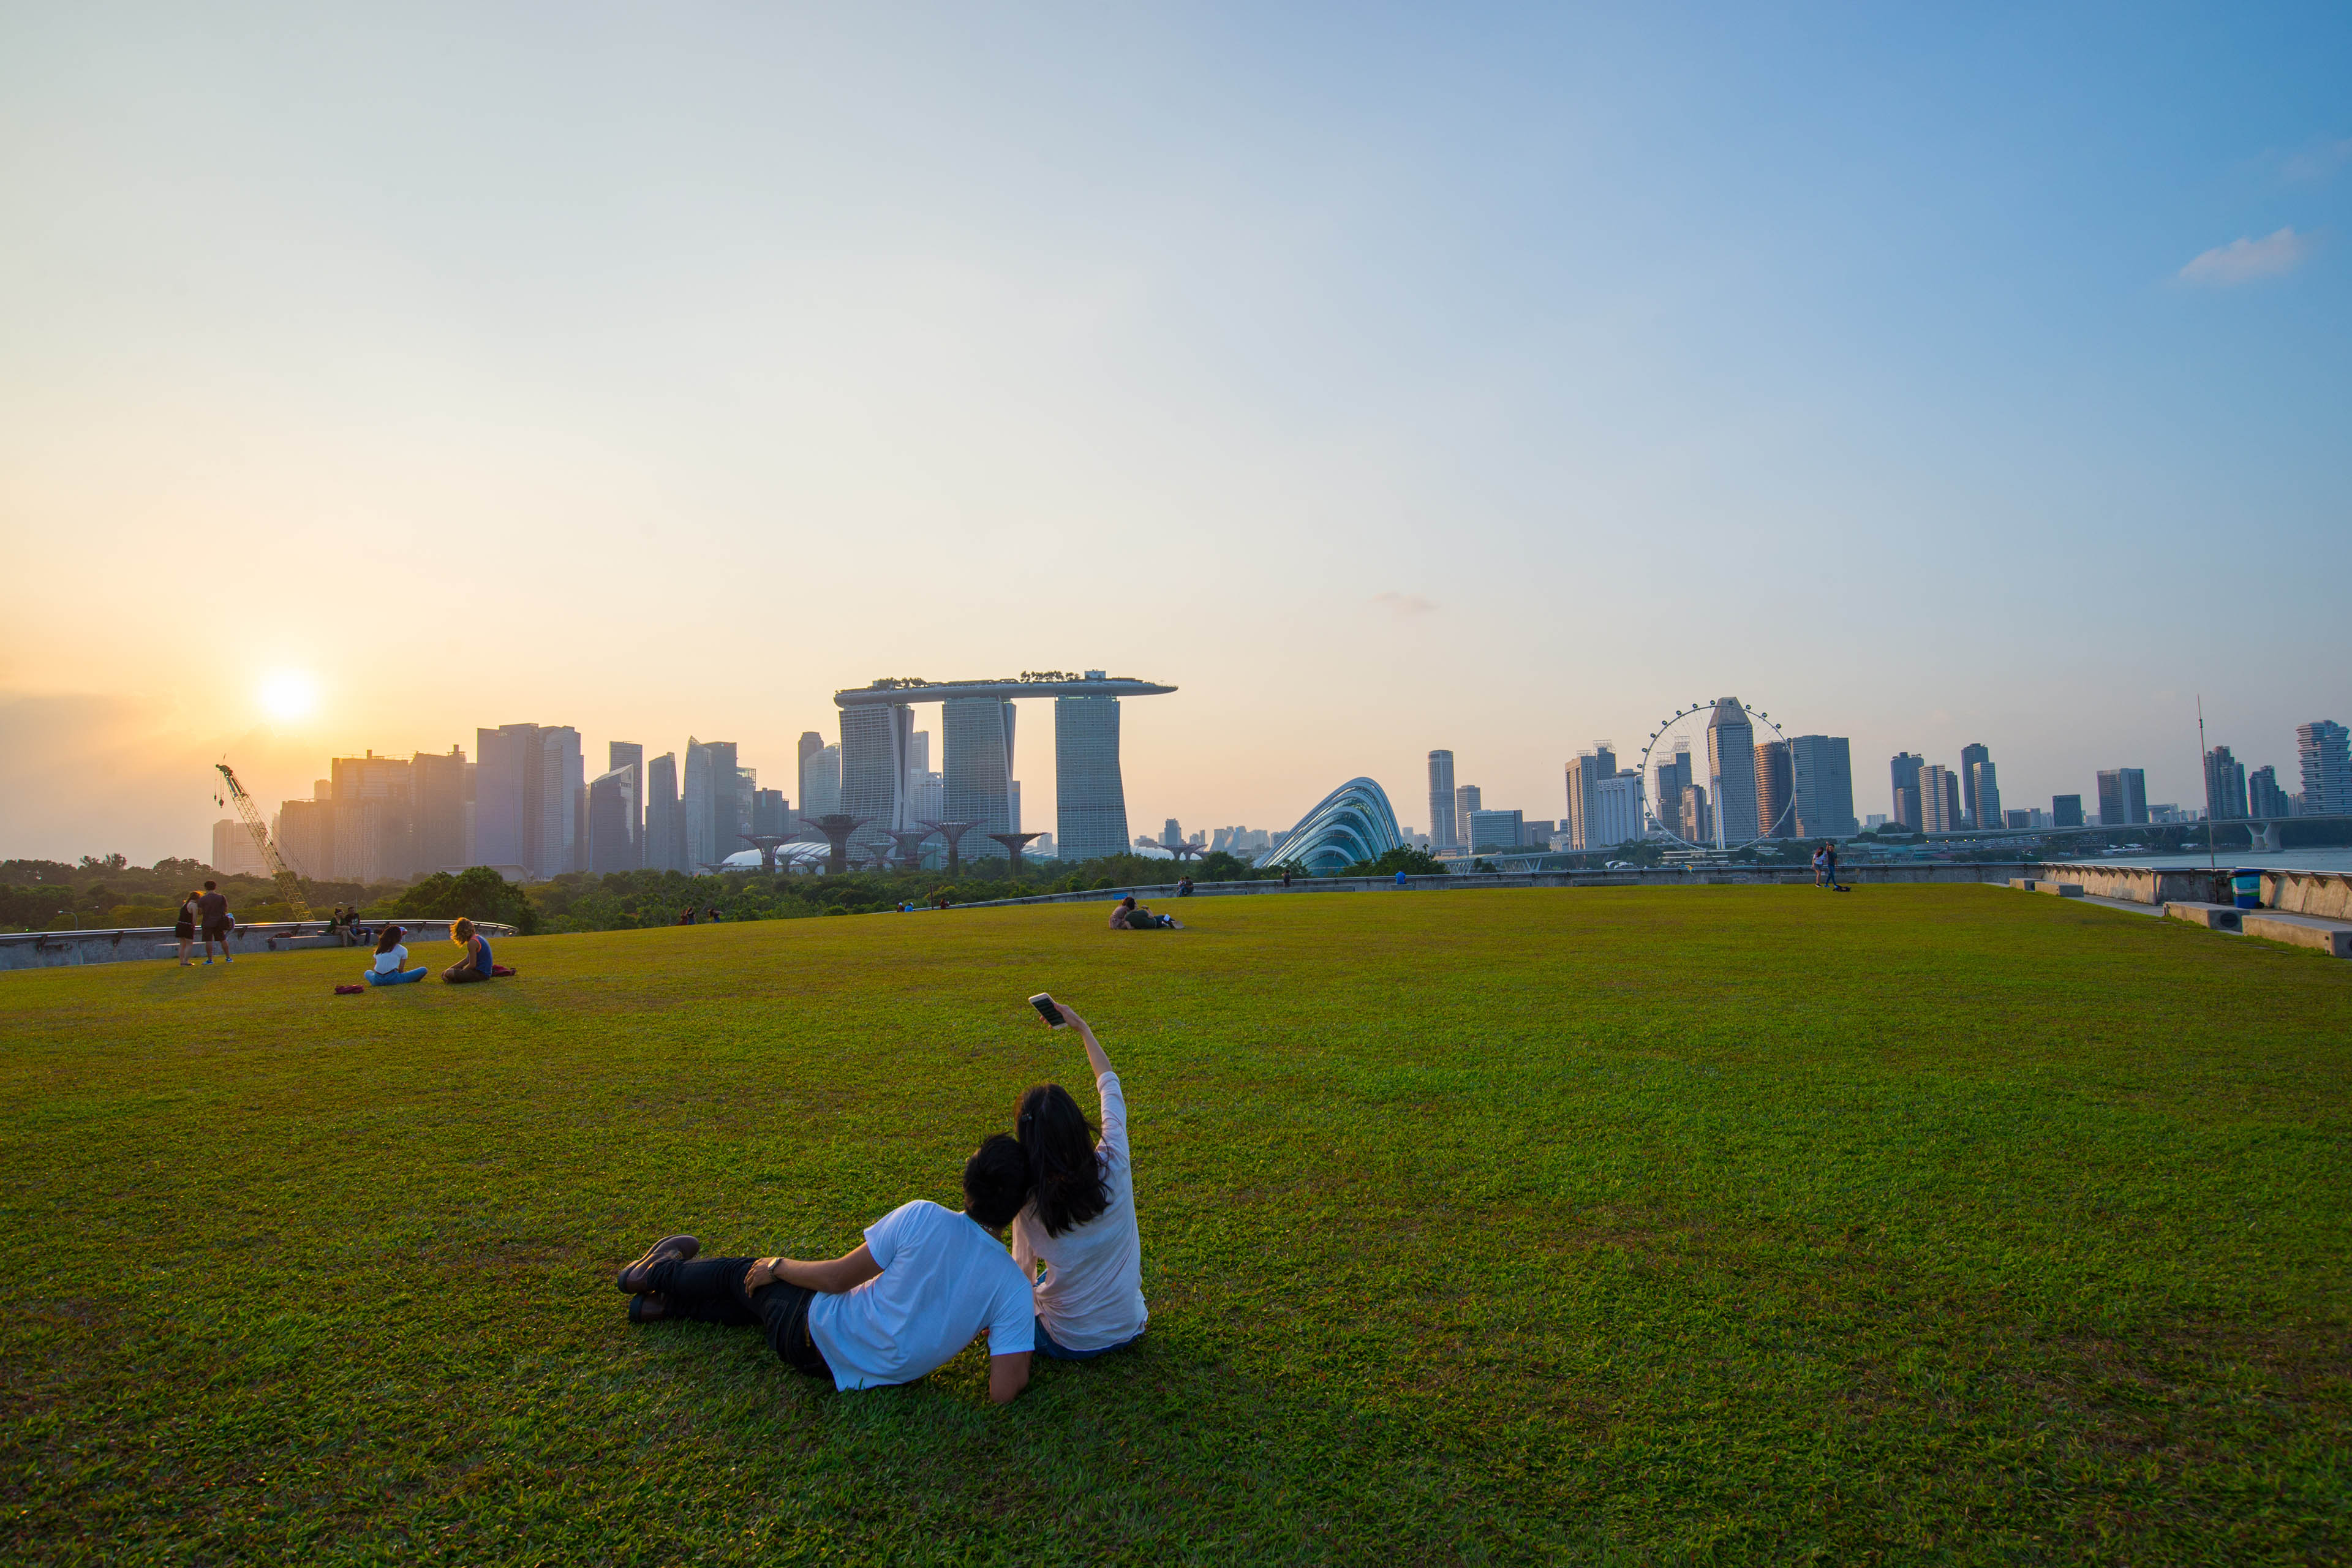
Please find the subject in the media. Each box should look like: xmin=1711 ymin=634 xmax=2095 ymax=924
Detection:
xmin=1014 ymin=998 xmax=1147 ymax=1362
xmin=441 ymin=917 xmax=494 ymax=984
xmin=616 ymin=1136 xmax=1038 ymax=1404
xmin=1108 ymin=895 xmax=1180 ymax=931
xmin=364 ymin=925 xmax=428 ymax=986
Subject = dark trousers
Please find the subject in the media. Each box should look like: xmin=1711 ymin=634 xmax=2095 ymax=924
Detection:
xmin=644 ymin=1255 xmax=832 ymax=1379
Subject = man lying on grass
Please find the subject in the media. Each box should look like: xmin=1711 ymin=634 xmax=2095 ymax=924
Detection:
xmin=616 ymin=1134 xmax=1038 ymax=1404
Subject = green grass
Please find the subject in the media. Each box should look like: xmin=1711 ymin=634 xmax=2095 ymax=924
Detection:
xmin=3 ymin=885 xmax=2347 ymax=1565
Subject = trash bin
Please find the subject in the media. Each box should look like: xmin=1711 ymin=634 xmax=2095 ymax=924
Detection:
xmin=2231 ymin=867 xmax=2263 ymax=910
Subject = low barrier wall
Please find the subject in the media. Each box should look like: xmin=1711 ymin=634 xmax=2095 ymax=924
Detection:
xmin=2030 ymin=864 xmax=2352 ymax=916
xmin=0 ymin=919 xmax=517 ymax=973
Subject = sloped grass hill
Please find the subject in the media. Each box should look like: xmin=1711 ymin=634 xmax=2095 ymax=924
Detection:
xmin=3 ymin=886 xmax=2346 ymax=1564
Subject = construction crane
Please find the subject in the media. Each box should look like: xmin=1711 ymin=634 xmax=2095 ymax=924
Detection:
xmin=214 ymin=763 xmax=312 ymax=919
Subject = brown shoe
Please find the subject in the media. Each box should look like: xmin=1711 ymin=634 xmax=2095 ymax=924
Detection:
xmin=616 ymin=1234 xmax=699 ymax=1294
xmin=628 ymin=1292 xmax=672 ymax=1324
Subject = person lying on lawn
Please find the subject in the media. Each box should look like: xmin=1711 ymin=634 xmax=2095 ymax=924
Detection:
xmin=616 ymin=1134 xmax=1038 ymax=1404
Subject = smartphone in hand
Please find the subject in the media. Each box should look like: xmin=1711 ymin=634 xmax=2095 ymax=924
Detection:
xmin=1029 ymin=993 xmax=1067 ymax=1028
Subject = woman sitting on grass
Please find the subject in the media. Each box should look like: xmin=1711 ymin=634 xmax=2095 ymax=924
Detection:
xmin=1108 ymin=896 xmax=1181 ymax=930
xmin=364 ymin=925 xmax=428 ymax=986
xmin=441 ymin=918 xmax=494 ymax=984
xmin=1013 ymin=997 xmax=1148 ymax=1361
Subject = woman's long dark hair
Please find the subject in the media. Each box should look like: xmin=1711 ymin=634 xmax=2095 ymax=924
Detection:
xmin=374 ymin=925 xmax=404 ymax=955
xmin=1016 ymin=1083 xmax=1111 ymax=1237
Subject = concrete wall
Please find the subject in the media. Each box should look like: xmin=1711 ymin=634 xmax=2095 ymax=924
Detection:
xmin=2264 ymin=870 xmax=2352 ymax=921
xmin=0 ymin=919 xmax=518 ymax=973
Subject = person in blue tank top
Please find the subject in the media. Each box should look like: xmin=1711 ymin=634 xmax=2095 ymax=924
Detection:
xmin=442 ymin=917 xmax=494 ymax=983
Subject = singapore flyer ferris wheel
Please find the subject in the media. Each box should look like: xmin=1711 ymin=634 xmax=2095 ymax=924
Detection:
xmin=1637 ymin=696 xmax=1796 ymax=851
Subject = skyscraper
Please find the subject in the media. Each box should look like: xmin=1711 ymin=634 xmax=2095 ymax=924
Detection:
xmin=2249 ymin=765 xmax=2291 ymax=820
xmin=1969 ymin=760 xmax=2000 ymax=834
xmin=1054 ymin=689 xmax=1128 ymax=862
xmin=2096 ymin=768 xmax=2149 ymax=826
xmin=645 ymin=752 xmax=687 ymax=873
xmin=796 ymin=731 xmax=827 ymax=840
xmin=1958 ymin=743 xmax=1990 ymax=828
xmin=1752 ymin=739 xmax=1794 ymax=839
xmin=682 ymin=739 xmax=712 ymax=869
xmin=210 ymin=818 xmax=267 ymax=876
xmin=330 ymin=750 xmax=414 ymax=881
xmin=1587 ymin=771 xmax=1645 ymax=849
xmin=801 ymin=744 xmax=842 ymax=823
xmin=1705 ymin=698 xmax=1759 ymax=845
xmin=1455 ymin=784 xmax=1482 ymax=838
xmin=2203 ymin=745 xmax=2248 ymax=821
xmin=1918 ymin=764 xmax=1957 ymax=833
xmin=587 ymin=766 xmax=639 ymax=874
xmin=1678 ymin=783 xmax=1709 ymax=843
xmin=1564 ymin=744 xmax=1618 ymax=850
xmin=1466 ymin=809 xmax=1523 ymax=852
xmin=412 ymin=745 xmax=471 ymax=874
xmin=1787 ymin=735 xmax=1856 ymax=837
xmin=476 ymin=723 xmax=582 ymax=876
xmin=944 ymin=696 xmax=1017 ymax=857
xmin=840 ymin=703 xmax=914 ymax=859
xmin=1427 ymin=751 xmax=1458 ymax=850
xmin=1654 ymin=745 xmax=1692 ymax=836
xmin=608 ymin=742 xmax=644 ymax=868
xmin=2052 ymin=794 xmax=2084 ymax=828
xmin=700 ymin=741 xmax=743 ymax=865
xmin=2297 ymin=721 xmax=2350 ymax=815
xmin=1889 ymin=752 xmax=1924 ymax=831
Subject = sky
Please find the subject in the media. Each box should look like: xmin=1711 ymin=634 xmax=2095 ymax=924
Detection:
xmin=2 ymin=2 xmax=2347 ymax=862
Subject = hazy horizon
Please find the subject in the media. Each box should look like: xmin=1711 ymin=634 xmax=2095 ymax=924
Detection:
xmin=5 ymin=5 xmax=2347 ymax=864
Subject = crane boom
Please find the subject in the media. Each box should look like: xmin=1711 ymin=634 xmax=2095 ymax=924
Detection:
xmin=215 ymin=763 xmax=312 ymax=919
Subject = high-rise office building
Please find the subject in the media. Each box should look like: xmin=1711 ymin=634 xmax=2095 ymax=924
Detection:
xmin=801 ymin=743 xmax=842 ymax=826
xmin=1958 ymin=743 xmax=1990 ymax=828
xmin=1970 ymin=761 xmax=2000 ymax=834
xmin=682 ymin=740 xmax=712 ymax=869
xmin=329 ymin=751 xmax=415 ymax=882
xmin=1163 ymin=818 xmax=1182 ymax=844
xmin=1787 ymin=735 xmax=1856 ymax=837
xmin=1678 ymin=784 xmax=1709 ymax=843
xmin=944 ymin=696 xmax=1017 ymax=857
xmin=2095 ymin=768 xmax=2149 ymax=827
xmin=2052 ymin=794 xmax=2084 ymax=828
xmin=840 ymin=704 xmax=914 ymax=859
xmin=796 ymin=731 xmax=827 ymax=840
xmin=2203 ymin=746 xmax=2248 ymax=821
xmin=273 ymin=793 xmax=333 ymax=879
xmin=1455 ymin=785 xmax=1482 ymax=839
xmin=1564 ymin=744 xmax=1618 ymax=850
xmin=210 ymin=818 xmax=267 ymax=876
xmin=475 ymin=723 xmax=581 ymax=880
xmin=2298 ymin=721 xmax=2350 ymax=815
xmin=1586 ymin=772 xmax=1645 ymax=848
xmin=1427 ymin=751 xmax=1459 ymax=850
xmin=752 ymin=788 xmax=791 ymax=837
xmin=1918 ymin=764 xmax=1957 ymax=833
xmin=607 ymin=742 xmax=644 ymax=868
xmin=1889 ymin=752 xmax=1924 ymax=831
xmin=1466 ymin=809 xmax=1523 ymax=852
xmin=1654 ymin=745 xmax=1692 ymax=836
xmin=1705 ymin=698 xmax=1759 ymax=845
xmin=2249 ymin=765 xmax=2291 ymax=820
xmin=644 ymin=752 xmax=687 ymax=873
xmin=412 ymin=746 xmax=470 ymax=873
xmin=586 ymin=766 xmax=640 ymax=875
xmin=1752 ymin=739 xmax=1794 ymax=839
xmin=1054 ymin=688 xmax=1128 ymax=862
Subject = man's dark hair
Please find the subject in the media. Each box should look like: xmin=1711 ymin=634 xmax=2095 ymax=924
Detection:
xmin=962 ymin=1134 xmax=1033 ymax=1231
xmin=1016 ymin=1084 xmax=1112 ymax=1238
xmin=203 ymin=880 xmax=216 ymax=890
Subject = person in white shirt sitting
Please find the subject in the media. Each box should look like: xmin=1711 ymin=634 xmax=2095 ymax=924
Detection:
xmin=617 ymin=1136 xmax=1038 ymax=1404
xmin=1014 ymin=998 xmax=1148 ymax=1360
xmin=363 ymin=925 xmax=428 ymax=986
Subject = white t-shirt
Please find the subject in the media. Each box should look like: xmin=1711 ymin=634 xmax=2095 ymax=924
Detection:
xmin=1012 ymin=1070 xmax=1147 ymax=1352
xmin=371 ymin=944 xmax=409 ymax=974
xmin=807 ymin=1200 xmax=1035 ymax=1392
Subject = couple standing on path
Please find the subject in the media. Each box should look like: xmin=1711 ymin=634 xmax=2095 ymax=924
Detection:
xmin=616 ymin=998 xmax=1144 ymax=1404
xmin=1812 ymin=843 xmax=1850 ymax=892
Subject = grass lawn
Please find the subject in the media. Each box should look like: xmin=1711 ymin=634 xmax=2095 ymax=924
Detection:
xmin=3 ymin=884 xmax=2348 ymax=1564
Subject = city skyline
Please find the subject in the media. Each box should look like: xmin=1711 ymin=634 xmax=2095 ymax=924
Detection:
xmin=4 ymin=9 xmax=2348 ymax=861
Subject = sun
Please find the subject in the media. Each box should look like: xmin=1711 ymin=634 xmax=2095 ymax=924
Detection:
xmin=258 ymin=670 xmax=320 ymax=723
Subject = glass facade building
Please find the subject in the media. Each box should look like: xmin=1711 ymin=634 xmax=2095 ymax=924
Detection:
xmin=1054 ymin=694 xmax=1129 ymax=863
xmin=1257 ymin=777 xmax=1404 ymax=874
xmin=944 ymin=696 xmax=1018 ymax=858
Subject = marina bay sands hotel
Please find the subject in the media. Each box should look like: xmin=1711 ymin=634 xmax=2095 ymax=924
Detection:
xmin=832 ymin=673 xmax=1175 ymax=864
